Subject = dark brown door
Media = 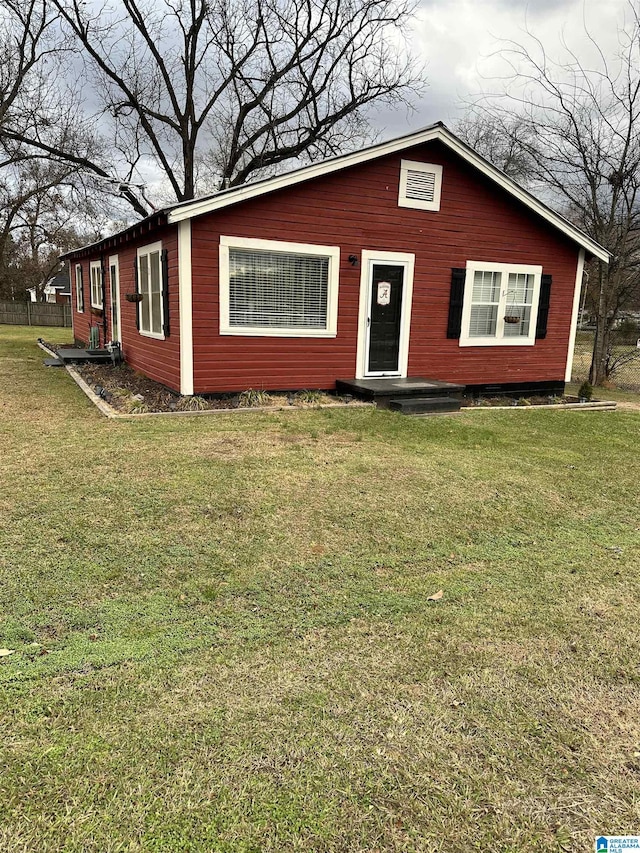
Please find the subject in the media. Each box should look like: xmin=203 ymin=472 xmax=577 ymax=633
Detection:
xmin=368 ymin=264 xmax=404 ymax=373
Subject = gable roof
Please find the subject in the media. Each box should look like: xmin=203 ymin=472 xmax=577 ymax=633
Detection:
xmin=62 ymin=122 xmax=608 ymax=262
xmin=47 ymin=269 xmax=71 ymax=292
xmin=164 ymin=122 xmax=609 ymax=262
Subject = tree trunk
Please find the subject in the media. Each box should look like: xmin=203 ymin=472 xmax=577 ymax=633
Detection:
xmin=182 ymin=136 xmax=195 ymax=201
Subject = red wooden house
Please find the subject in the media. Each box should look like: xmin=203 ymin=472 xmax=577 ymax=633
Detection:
xmin=62 ymin=123 xmax=608 ymax=402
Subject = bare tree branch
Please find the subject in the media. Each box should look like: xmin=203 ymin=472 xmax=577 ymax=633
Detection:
xmin=457 ymin=2 xmax=640 ymax=385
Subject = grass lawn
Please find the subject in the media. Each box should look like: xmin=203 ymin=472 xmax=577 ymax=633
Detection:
xmin=1 ymin=325 xmax=640 ymax=852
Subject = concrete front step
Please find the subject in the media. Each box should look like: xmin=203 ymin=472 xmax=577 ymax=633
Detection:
xmin=388 ymin=396 xmax=462 ymax=415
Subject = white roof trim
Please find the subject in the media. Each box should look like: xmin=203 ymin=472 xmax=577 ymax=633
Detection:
xmin=166 ymin=124 xmax=609 ymax=263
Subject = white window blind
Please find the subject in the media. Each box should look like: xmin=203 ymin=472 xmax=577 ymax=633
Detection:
xmin=90 ymin=262 xmax=103 ymax=309
xmin=137 ymin=244 xmax=163 ymax=337
xmin=469 ymin=270 xmax=501 ymax=337
xmin=503 ymin=272 xmax=534 ymax=338
xmin=229 ymin=248 xmax=329 ymax=330
xmin=75 ymin=265 xmax=84 ymax=312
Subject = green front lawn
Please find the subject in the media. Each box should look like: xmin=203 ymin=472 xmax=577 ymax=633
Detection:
xmin=1 ymin=325 xmax=639 ymax=852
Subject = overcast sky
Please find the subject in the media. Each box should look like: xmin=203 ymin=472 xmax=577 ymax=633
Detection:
xmin=373 ymin=0 xmax=631 ymax=135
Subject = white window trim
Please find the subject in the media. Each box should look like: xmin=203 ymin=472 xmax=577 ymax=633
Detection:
xmin=565 ymin=249 xmax=585 ymax=382
xmin=89 ymin=260 xmax=103 ymax=309
xmin=459 ymin=260 xmax=542 ymax=347
xmin=178 ymin=221 xmax=194 ymax=395
xmin=356 ymin=250 xmax=415 ymax=379
xmin=219 ymin=235 xmax=340 ymax=338
xmin=75 ymin=264 xmax=84 ymax=313
xmin=136 ymin=241 xmax=165 ymax=340
xmin=108 ymin=254 xmax=122 ymax=346
xmin=398 ymin=160 xmax=443 ymax=212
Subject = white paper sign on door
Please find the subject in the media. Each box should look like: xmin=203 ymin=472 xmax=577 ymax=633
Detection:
xmin=377 ymin=282 xmax=391 ymax=306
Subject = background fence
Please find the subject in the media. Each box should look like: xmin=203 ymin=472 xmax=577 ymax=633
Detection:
xmin=572 ymin=324 xmax=640 ymax=389
xmin=0 ymin=300 xmax=72 ymax=328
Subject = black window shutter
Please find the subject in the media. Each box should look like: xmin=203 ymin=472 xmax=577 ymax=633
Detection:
xmin=535 ymin=274 xmax=552 ymax=339
xmin=133 ymin=258 xmax=140 ymax=331
xmin=161 ymin=248 xmax=170 ymax=337
xmin=447 ymin=268 xmax=466 ymax=339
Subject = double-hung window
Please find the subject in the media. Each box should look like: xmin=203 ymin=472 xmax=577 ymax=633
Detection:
xmin=75 ymin=264 xmax=84 ymax=312
xmin=219 ymin=236 xmax=340 ymax=337
xmin=90 ymin=261 xmax=103 ymax=309
xmin=459 ymin=261 xmax=542 ymax=346
xmin=137 ymin=242 xmax=164 ymax=338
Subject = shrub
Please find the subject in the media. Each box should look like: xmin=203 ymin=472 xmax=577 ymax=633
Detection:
xmin=122 ymin=397 xmax=150 ymax=415
xmin=578 ymin=380 xmax=593 ymax=401
xmin=293 ymin=389 xmax=324 ymax=405
xmin=177 ymin=395 xmax=209 ymax=411
xmin=237 ymin=389 xmax=272 ymax=408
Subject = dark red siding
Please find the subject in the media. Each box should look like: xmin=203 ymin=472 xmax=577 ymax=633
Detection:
xmin=70 ymin=225 xmax=181 ymax=392
xmin=189 ymin=140 xmax=579 ymax=394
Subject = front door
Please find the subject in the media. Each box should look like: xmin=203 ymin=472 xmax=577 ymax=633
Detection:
xmin=109 ymin=255 xmax=121 ymax=344
xmin=366 ymin=264 xmax=405 ymax=374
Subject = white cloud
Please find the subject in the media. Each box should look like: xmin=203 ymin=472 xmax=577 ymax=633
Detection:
xmin=372 ymin=0 xmax=632 ymax=136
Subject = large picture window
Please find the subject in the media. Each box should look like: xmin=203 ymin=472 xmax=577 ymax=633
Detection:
xmin=90 ymin=260 xmax=103 ymax=309
xmin=219 ymin=236 xmax=340 ymax=337
xmin=459 ymin=261 xmax=542 ymax=347
xmin=137 ymin=242 xmax=164 ymax=338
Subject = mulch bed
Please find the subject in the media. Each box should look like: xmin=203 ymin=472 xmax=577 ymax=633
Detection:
xmin=42 ymin=342 xmax=356 ymax=414
xmin=76 ymin=363 xmax=353 ymax=414
xmin=42 ymin=341 xmax=603 ymax=415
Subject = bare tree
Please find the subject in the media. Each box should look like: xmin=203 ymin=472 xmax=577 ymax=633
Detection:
xmin=457 ymin=4 xmax=640 ymax=385
xmin=35 ymin=0 xmax=423 ymax=206
xmin=0 ymin=0 xmax=135 ymax=298
xmin=455 ymin=112 xmax=535 ymax=183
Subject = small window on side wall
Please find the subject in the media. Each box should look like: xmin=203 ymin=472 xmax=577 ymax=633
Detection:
xmin=90 ymin=261 xmax=103 ymax=309
xmin=136 ymin=242 xmax=167 ymax=338
xmin=75 ymin=264 xmax=84 ymax=313
xmin=398 ymin=160 xmax=443 ymax=211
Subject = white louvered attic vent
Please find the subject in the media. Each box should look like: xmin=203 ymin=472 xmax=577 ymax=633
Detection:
xmin=406 ymin=169 xmax=436 ymax=202
xmin=398 ymin=160 xmax=443 ymax=211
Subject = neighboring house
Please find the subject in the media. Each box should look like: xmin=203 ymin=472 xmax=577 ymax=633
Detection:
xmin=61 ymin=122 xmax=609 ymax=397
xmin=27 ymin=270 xmax=72 ymax=304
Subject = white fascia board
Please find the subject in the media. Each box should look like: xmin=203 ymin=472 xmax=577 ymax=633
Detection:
xmin=178 ymin=220 xmax=194 ymax=396
xmin=167 ymin=127 xmax=443 ymax=223
xmin=565 ymin=248 xmax=586 ymax=383
xmin=437 ymin=128 xmax=610 ymax=264
xmin=166 ymin=125 xmax=609 ymax=263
